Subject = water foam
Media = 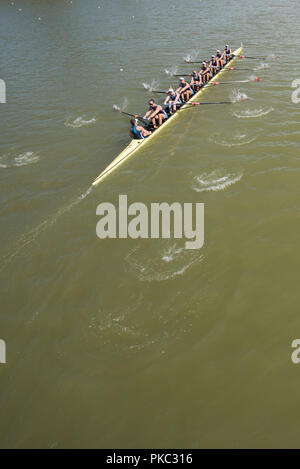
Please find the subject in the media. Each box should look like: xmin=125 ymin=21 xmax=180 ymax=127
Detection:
xmin=142 ymin=80 xmax=159 ymax=92
xmin=64 ymin=116 xmax=96 ymax=128
xmin=230 ymin=89 xmax=249 ymax=103
xmin=193 ymin=170 xmax=243 ymax=192
xmin=125 ymin=243 xmax=203 ymax=282
xmin=233 ymin=107 xmax=274 ymax=119
xmin=209 ymin=132 xmax=256 ymax=147
xmin=0 ymin=151 xmax=40 ymax=169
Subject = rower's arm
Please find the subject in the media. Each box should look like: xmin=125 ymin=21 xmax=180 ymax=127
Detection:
xmin=163 ymin=96 xmax=170 ymax=105
xmin=143 ymin=109 xmax=151 ymax=119
xmin=149 ymin=106 xmax=160 ymax=118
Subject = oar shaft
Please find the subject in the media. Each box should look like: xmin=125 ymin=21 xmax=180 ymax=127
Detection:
xmin=222 ymin=68 xmax=252 ymax=71
xmin=183 ymin=101 xmax=232 ymax=106
xmin=239 ymin=55 xmax=265 ymax=59
xmin=120 ymin=111 xmax=148 ymax=126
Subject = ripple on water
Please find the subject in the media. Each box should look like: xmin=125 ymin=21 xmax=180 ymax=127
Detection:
xmin=0 ymin=151 xmax=40 ymax=168
xmin=64 ymin=115 xmax=97 ymax=128
xmin=209 ymin=131 xmax=256 ymax=147
xmin=233 ymin=107 xmax=274 ymax=119
xmin=192 ymin=170 xmax=243 ymax=192
xmin=125 ymin=242 xmax=204 ymax=282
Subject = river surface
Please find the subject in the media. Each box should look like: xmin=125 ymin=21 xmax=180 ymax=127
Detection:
xmin=1 ymin=0 xmax=300 ymax=449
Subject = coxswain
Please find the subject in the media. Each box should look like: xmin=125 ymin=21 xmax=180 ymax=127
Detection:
xmin=130 ymin=117 xmax=151 ymax=139
xmin=143 ymin=99 xmax=168 ymax=129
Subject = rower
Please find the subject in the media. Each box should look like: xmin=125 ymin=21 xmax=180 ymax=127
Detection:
xmin=176 ymin=77 xmax=194 ymax=102
xmin=164 ymin=88 xmax=182 ymax=115
xmin=189 ymin=69 xmax=202 ymax=92
xmin=209 ymin=55 xmax=218 ymax=76
xmin=216 ymin=49 xmax=224 ymax=68
xmin=200 ymin=61 xmax=211 ymax=84
xmin=224 ymin=44 xmax=233 ymax=63
xmin=143 ymin=99 xmax=168 ymax=129
xmin=130 ymin=117 xmax=151 ymax=139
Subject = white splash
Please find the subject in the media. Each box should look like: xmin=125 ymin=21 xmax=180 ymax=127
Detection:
xmin=266 ymin=53 xmax=278 ymax=61
xmin=65 ymin=115 xmax=96 ymax=128
xmin=162 ymin=245 xmax=184 ymax=263
xmin=254 ymin=61 xmax=269 ymax=71
xmin=113 ymin=97 xmax=128 ymax=112
xmin=125 ymin=243 xmax=203 ymax=282
xmin=184 ymin=49 xmax=199 ymax=63
xmin=165 ymin=66 xmax=178 ymax=77
xmin=230 ymin=89 xmax=249 ymax=103
xmin=0 ymin=151 xmax=40 ymax=168
xmin=142 ymin=80 xmax=159 ymax=92
xmin=193 ymin=170 xmax=243 ymax=192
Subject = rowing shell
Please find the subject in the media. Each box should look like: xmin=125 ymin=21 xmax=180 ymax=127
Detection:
xmin=92 ymin=46 xmax=243 ymax=186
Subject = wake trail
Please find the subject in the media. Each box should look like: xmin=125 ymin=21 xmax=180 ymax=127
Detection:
xmin=0 ymin=186 xmax=93 ymax=273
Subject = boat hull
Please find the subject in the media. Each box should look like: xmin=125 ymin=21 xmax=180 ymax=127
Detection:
xmin=92 ymin=47 xmax=243 ymax=186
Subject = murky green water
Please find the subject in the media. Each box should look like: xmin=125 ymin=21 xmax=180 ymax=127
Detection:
xmin=1 ymin=0 xmax=300 ymax=449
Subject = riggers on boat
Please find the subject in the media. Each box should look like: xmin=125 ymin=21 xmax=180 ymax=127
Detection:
xmin=92 ymin=46 xmax=242 ymax=186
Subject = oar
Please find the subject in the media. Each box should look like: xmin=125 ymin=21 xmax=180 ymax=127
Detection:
xmin=222 ymin=67 xmax=254 ymax=71
xmin=113 ymin=107 xmax=149 ymax=126
xmin=238 ymin=55 xmax=275 ymax=60
xmin=152 ymin=90 xmax=167 ymax=94
xmin=210 ymin=77 xmax=261 ymax=85
xmin=182 ymin=101 xmax=232 ymax=106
